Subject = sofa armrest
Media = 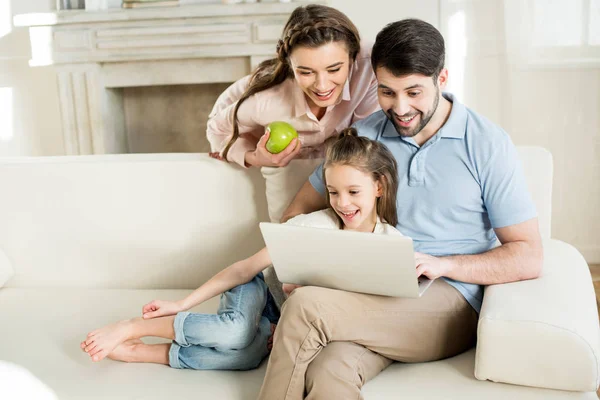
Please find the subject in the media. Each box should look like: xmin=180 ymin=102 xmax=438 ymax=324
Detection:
xmin=475 ymin=239 xmax=600 ymax=392
xmin=0 ymin=248 xmax=14 ymax=287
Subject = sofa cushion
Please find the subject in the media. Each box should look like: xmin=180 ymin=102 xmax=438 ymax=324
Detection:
xmin=0 ymin=288 xmax=595 ymax=400
xmin=0 ymin=361 xmax=58 ymax=400
xmin=0 ymin=154 xmax=269 ymax=290
xmin=475 ymin=239 xmax=600 ymax=392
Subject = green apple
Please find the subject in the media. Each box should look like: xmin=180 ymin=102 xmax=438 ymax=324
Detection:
xmin=265 ymin=121 xmax=298 ymax=154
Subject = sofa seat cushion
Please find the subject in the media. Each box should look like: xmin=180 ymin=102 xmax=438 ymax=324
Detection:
xmin=0 ymin=361 xmax=58 ymax=399
xmin=0 ymin=288 xmax=596 ymax=400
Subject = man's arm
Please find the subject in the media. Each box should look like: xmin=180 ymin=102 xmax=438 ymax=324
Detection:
xmin=280 ymin=180 xmax=327 ymax=223
xmin=415 ymin=217 xmax=543 ymax=284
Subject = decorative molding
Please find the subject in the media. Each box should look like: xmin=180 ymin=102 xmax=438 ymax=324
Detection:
xmin=14 ymin=3 xmax=322 ymax=27
xmin=55 ymin=30 xmax=93 ymax=51
xmin=101 ymin=57 xmax=249 ymax=88
xmin=56 ymin=65 xmax=128 ymax=155
xmin=96 ymin=24 xmax=252 ymax=50
xmin=56 ymin=68 xmax=93 ymax=154
xmin=253 ymin=22 xmax=286 ymax=43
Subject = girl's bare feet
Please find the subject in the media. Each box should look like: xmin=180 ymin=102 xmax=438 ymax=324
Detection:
xmin=81 ymin=320 xmax=134 ymax=362
xmin=107 ymin=339 xmax=144 ymax=363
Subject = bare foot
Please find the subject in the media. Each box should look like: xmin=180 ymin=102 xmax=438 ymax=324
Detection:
xmin=107 ymin=339 xmax=144 ymax=363
xmin=82 ymin=320 xmax=134 ymax=362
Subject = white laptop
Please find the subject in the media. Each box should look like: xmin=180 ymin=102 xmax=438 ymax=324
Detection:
xmin=259 ymin=223 xmax=434 ymax=298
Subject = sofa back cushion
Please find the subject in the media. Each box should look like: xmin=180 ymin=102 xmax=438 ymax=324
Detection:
xmin=0 ymin=146 xmax=552 ymax=289
xmin=0 ymin=154 xmax=268 ymax=289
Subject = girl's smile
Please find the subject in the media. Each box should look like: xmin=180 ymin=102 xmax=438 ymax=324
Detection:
xmin=325 ymin=164 xmax=382 ymax=233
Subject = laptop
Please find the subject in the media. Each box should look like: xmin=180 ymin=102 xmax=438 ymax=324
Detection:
xmin=259 ymin=222 xmax=434 ymax=298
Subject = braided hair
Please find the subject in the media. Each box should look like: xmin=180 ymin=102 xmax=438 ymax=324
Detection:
xmin=221 ymin=4 xmax=361 ymax=159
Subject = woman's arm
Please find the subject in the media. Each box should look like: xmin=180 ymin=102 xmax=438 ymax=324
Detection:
xmin=206 ymin=76 xmax=263 ymax=167
xmin=142 ymin=247 xmax=272 ymax=318
xmin=207 ymin=77 xmax=304 ymax=168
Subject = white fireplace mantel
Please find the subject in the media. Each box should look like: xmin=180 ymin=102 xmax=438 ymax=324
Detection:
xmin=14 ymin=2 xmax=323 ymax=155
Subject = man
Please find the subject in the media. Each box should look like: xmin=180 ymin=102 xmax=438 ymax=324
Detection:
xmin=258 ymin=19 xmax=543 ymax=400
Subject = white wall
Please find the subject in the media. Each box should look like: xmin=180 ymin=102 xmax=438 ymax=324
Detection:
xmin=0 ymin=0 xmax=63 ymax=157
xmin=3 ymin=0 xmax=600 ymax=263
xmin=329 ymin=0 xmax=439 ymax=42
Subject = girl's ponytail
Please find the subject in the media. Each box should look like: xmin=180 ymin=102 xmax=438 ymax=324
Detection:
xmin=338 ymin=127 xmax=358 ymax=139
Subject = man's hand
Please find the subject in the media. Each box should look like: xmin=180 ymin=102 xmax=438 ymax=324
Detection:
xmin=282 ymin=283 xmax=303 ymax=297
xmin=142 ymin=299 xmax=184 ymax=319
xmin=245 ymin=131 xmax=301 ymax=168
xmin=414 ymin=252 xmax=453 ymax=280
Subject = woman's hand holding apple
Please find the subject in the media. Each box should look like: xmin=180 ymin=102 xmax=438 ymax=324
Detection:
xmin=244 ymin=130 xmax=301 ymax=168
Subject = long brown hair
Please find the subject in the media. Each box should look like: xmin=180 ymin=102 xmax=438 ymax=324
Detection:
xmin=221 ymin=5 xmax=361 ymax=159
xmin=323 ymin=128 xmax=399 ymax=228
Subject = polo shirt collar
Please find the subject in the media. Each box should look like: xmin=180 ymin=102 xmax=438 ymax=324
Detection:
xmin=438 ymin=93 xmax=467 ymax=139
xmin=381 ymin=92 xmax=467 ymax=140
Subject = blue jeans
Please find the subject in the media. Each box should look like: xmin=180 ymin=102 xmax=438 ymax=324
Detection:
xmin=169 ymin=273 xmax=280 ymax=370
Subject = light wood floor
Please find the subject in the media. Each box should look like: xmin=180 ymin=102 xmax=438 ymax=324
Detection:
xmin=589 ymin=264 xmax=600 ymax=398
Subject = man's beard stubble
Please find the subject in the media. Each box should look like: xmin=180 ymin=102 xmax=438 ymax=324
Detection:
xmin=386 ymin=87 xmax=440 ymax=138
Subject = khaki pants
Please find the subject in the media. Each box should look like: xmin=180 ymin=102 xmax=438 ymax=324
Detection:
xmin=258 ymin=279 xmax=478 ymax=400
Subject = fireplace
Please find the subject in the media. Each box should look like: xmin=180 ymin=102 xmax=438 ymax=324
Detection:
xmin=14 ymin=2 xmax=321 ymax=155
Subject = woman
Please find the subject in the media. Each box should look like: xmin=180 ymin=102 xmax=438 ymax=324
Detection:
xmin=207 ymin=4 xmax=379 ymax=170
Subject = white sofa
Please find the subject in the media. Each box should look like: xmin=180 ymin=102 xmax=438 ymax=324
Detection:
xmin=0 ymin=149 xmax=598 ymax=400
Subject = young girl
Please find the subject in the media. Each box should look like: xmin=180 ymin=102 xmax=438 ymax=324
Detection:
xmin=80 ymin=128 xmax=402 ymax=370
xmin=207 ymin=4 xmax=379 ymax=169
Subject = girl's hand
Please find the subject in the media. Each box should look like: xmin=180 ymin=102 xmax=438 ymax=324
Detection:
xmin=245 ymin=131 xmax=301 ymax=168
xmin=142 ymin=299 xmax=184 ymax=319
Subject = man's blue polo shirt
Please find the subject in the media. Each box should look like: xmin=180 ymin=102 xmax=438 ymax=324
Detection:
xmin=309 ymin=93 xmax=537 ymax=312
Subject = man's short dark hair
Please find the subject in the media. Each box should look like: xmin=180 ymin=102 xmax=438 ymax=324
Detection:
xmin=371 ymin=19 xmax=445 ymax=79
